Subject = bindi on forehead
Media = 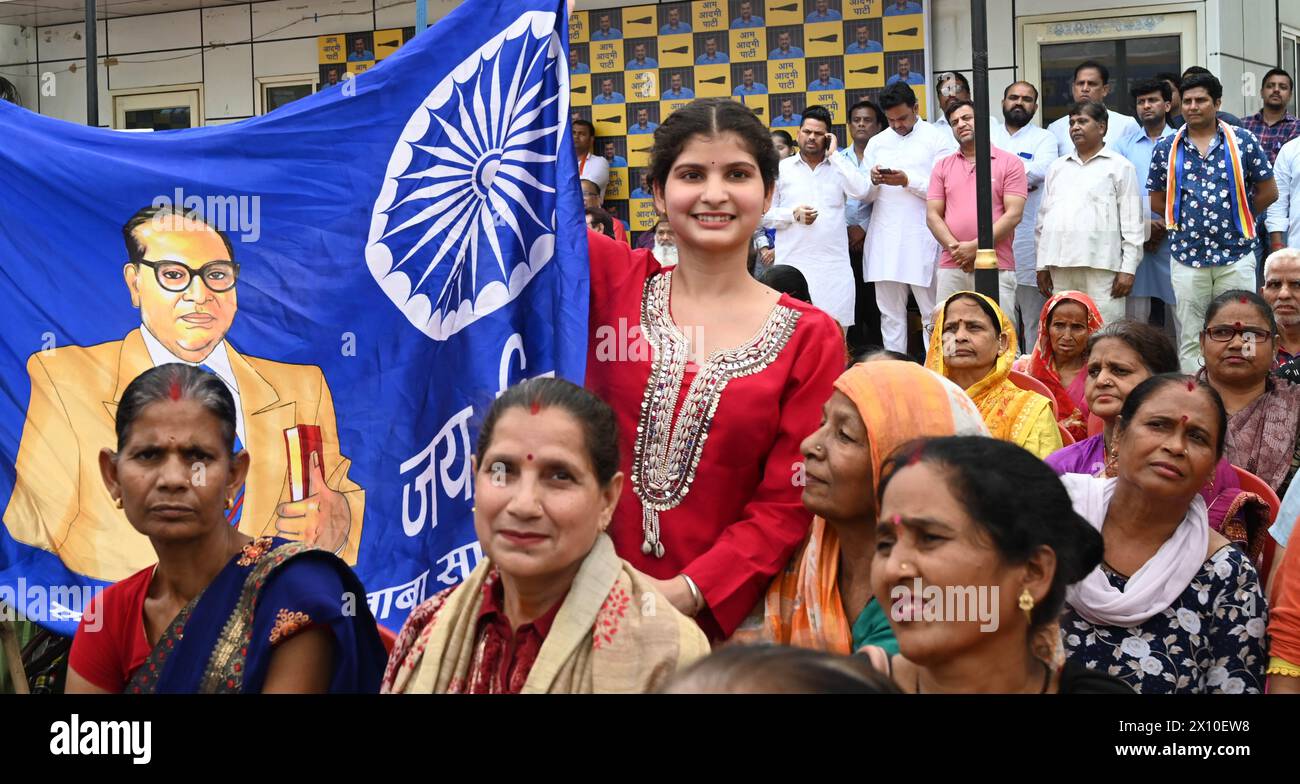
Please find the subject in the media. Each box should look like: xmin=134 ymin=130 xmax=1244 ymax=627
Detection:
xmin=169 ymin=379 xmax=182 ymax=401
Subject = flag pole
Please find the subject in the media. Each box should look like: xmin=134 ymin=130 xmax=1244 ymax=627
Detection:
xmin=970 ymin=0 xmax=998 ymax=301
xmin=85 ymin=0 xmax=97 ymax=126
xmin=416 ymin=0 xmax=428 ymax=32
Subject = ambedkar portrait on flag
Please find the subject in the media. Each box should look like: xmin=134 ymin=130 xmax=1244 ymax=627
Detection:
xmin=3 ymin=204 xmax=365 ymax=581
xmin=0 ymin=0 xmax=588 ymax=634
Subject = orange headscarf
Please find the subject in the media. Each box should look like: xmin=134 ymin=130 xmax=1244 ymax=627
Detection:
xmin=750 ymin=361 xmax=988 ymax=653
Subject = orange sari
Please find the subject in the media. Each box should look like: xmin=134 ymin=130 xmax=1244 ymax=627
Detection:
xmin=743 ymin=361 xmax=989 ymax=653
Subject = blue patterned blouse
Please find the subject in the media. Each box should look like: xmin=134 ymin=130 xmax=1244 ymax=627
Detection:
xmin=1062 ymin=545 xmax=1267 ymax=694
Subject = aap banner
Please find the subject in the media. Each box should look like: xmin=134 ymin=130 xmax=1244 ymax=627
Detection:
xmin=0 ymin=0 xmax=588 ymax=634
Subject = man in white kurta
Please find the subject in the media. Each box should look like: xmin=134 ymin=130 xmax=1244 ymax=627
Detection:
xmin=1000 ymin=81 xmax=1061 ymax=351
xmin=862 ymin=84 xmax=958 ymax=352
xmin=763 ymin=108 xmax=872 ymax=326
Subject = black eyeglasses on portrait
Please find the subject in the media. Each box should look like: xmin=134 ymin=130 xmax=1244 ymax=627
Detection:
xmin=1203 ymin=325 xmax=1273 ymax=342
xmin=136 ymin=259 xmax=240 ymax=293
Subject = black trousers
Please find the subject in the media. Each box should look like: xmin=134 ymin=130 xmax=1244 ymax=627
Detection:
xmin=845 ymin=245 xmax=883 ymax=357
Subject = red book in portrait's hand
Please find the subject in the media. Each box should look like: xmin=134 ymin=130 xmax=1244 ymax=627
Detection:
xmin=283 ymin=424 xmax=324 ymax=501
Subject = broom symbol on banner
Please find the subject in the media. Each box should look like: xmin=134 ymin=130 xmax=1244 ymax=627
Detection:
xmin=893 ymin=27 xmax=920 ymax=36
xmin=663 ymin=46 xmax=690 ymax=54
xmin=378 ymin=39 xmax=401 ymax=48
xmin=810 ymin=34 xmax=838 ymax=43
xmin=772 ymin=3 xmax=798 ymax=11
xmin=597 ymin=115 xmax=622 ymax=123
xmin=573 ymin=84 xmax=588 ymax=93
xmin=850 ymin=66 xmax=881 ymax=74
xmin=632 ymin=144 xmax=652 ymax=153
xmin=700 ymin=76 xmax=727 ymax=84
xmin=628 ymin=15 xmax=652 ymax=24
xmin=751 ymin=106 xmax=766 ymax=115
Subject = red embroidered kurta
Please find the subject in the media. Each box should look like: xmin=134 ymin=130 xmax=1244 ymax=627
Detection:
xmin=585 ymin=230 xmax=844 ymax=639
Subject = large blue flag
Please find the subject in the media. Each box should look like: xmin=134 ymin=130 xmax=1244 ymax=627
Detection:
xmin=0 ymin=0 xmax=588 ymax=634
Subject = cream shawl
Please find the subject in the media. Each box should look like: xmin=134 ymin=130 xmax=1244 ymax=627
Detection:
xmin=384 ymin=534 xmax=710 ymax=694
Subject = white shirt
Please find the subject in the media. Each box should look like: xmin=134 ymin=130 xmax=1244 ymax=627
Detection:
xmin=140 ymin=326 xmax=247 ymax=448
xmin=1267 ymin=135 xmax=1300 ymax=247
xmin=999 ymin=123 xmax=1061 ymax=286
xmin=861 ymin=119 xmax=959 ymax=287
xmin=763 ymin=151 xmax=872 ymax=325
xmin=578 ymin=153 xmax=609 ymax=199
xmin=1048 ymin=110 xmax=1140 ymax=158
xmin=1035 ymin=145 xmax=1144 ymax=275
xmin=839 ymin=145 xmax=873 ymax=231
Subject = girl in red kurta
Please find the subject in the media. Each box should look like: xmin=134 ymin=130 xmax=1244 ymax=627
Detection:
xmin=585 ymin=99 xmax=845 ymax=640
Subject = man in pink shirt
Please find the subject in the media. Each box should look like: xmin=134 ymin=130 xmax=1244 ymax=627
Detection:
xmin=927 ymin=99 xmax=1027 ymax=319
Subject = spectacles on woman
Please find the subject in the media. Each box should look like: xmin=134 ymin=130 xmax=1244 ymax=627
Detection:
xmin=1203 ymin=325 xmax=1273 ymax=342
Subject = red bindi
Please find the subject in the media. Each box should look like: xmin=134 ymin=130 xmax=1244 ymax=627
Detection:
xmin=1240 ymin=296 xmax=1249 ymax=304
xmin=1180 ymin=415 xmax=1188 ymax=423
xmin=168 ymin=379 xmax=182 ymax=401
xmin=1234 ymin=321 xmax=1243 ymax=329
xmin=529 ymin=400 xmax=541 ymax=415
xmin=1186 ymin=379 xmax=1196 ymax=392
xmin=526 ymin=454 xmax=534 ymax=461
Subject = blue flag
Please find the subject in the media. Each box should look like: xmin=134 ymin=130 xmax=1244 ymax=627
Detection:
xmin=0 ymin=0 xmax=588 ymax=635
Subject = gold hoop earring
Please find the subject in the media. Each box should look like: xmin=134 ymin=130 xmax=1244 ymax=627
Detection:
xmin=1019 ymin=588 xmax=1035 ymax=623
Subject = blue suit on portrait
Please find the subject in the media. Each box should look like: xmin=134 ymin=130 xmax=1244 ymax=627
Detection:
xmin=885 ymin=1 xmax=922 ymax=15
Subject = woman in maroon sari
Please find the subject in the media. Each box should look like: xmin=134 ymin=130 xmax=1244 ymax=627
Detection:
xmin=1200 ymin=290 xmax=1300 ymax=499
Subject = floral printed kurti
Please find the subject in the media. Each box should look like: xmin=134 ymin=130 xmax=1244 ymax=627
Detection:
xmin=1062 ymin=546 xmax=1267 ymax=693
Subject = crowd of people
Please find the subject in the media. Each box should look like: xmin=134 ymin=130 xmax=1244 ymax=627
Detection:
xmin=53 ymin=61 xmax=1300 ymax=694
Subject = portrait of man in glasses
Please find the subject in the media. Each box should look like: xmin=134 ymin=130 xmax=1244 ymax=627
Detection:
xmin=3 ymin=205 xmax=365 ymax=581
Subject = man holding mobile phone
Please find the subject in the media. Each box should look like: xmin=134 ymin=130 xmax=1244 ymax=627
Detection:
xmin=862 ymin=81 xmax=959 ymax=353
xmin=762 ymin=105 xmax=872 ymax=328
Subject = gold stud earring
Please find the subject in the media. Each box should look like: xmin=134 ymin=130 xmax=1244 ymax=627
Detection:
xmin=114 ymin=497 xmax=123 ymax=509
xmin=1019 ymin=588 xmax=1035 ymax=623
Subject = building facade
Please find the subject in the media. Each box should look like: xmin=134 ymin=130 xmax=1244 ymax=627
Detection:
xmin=0 ymin=0 xmax=1296 ymax=128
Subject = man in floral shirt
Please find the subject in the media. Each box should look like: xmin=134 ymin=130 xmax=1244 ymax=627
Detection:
xmin=1148 ymin=72 xmax=1278 ymax=371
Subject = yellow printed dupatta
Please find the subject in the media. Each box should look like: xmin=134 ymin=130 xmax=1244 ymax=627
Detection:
xmin=926 ymin=292 xmax=1062 ymax=459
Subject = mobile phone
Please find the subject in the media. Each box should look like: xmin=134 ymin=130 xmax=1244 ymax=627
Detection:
xmin=822 ymin=136 xmax=831 ymax=151
xmin=878 ymin=167 xmax=895 ymax=175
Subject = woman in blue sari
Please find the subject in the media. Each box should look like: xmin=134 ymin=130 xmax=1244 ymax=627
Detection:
xmin=66 ymin=363 xmax=385 ymax=693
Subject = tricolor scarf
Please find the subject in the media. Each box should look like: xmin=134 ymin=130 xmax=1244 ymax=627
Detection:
xmin=1164 ymin=120 xmax=1256 ymax=238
